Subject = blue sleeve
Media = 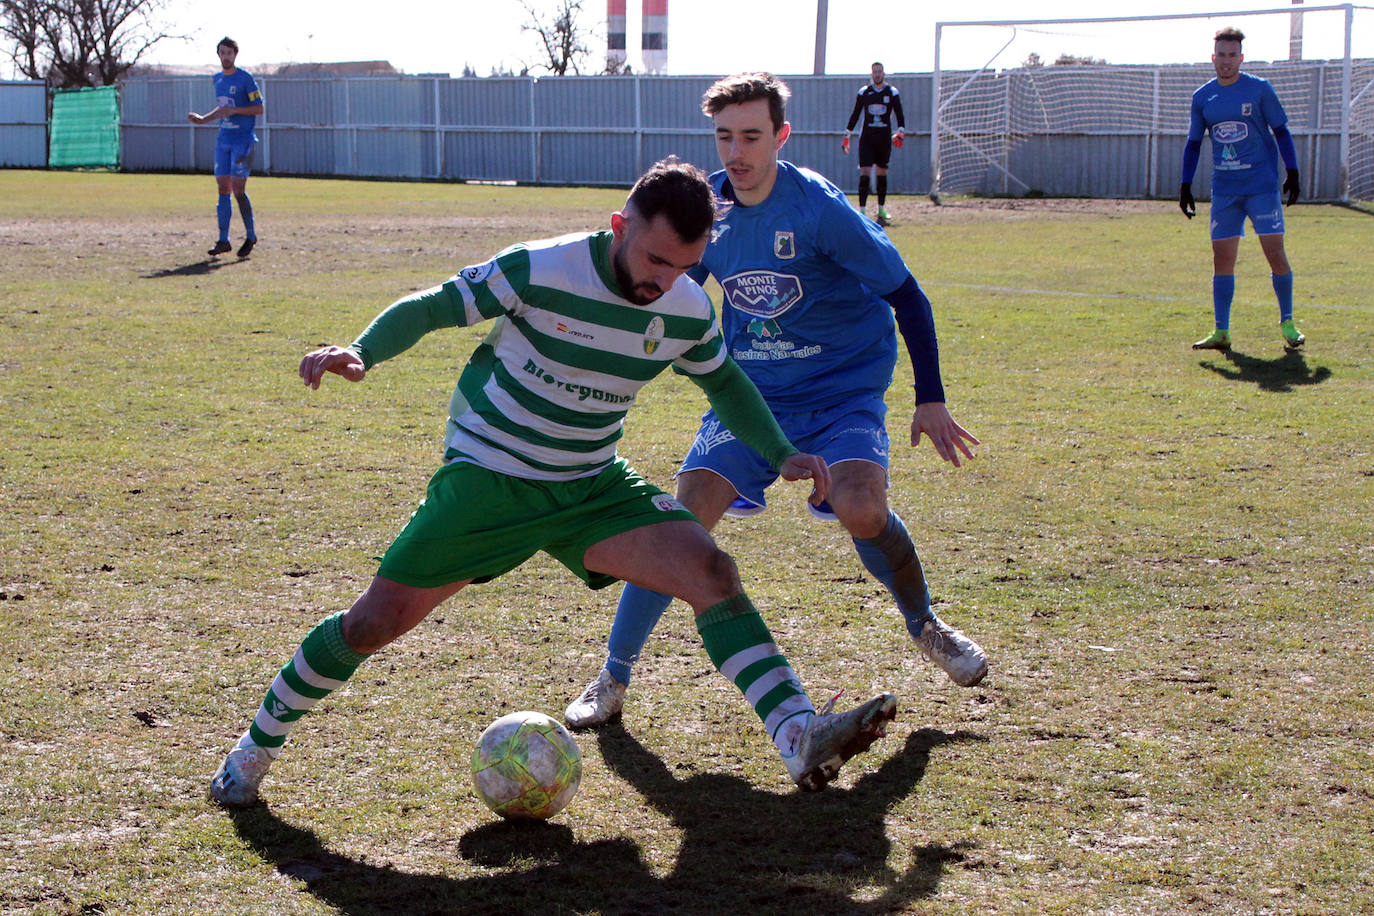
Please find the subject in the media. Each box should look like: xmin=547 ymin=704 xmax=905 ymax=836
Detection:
xmin=687 ymin=263 xmax=709 ymax=286
xmin=1186 ymin=94 xmax=1206 ymax=143
xmin=884 ymin=275 xmax=945 ymax=405
xmin=1182 ymin=139 xmax=1202 ymax=184
xmin=1273 ymin=125 xmax=1298 ymax=171
xmin=815 ymin=189 xmax=910 ymax=297
xmin=1260 ymin=80 xmax=1288 ymax=131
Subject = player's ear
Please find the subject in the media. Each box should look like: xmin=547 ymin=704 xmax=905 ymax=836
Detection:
xmin=776 ymin=122 xmax=791 ymax=149
xmin=610 ymin=210 xmax=628 ymax=239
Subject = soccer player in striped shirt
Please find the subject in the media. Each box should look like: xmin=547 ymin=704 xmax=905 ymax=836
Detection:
xmin=1180 ymin=27 xmax=1304 ymax=352
xmin=209 ymin=158 xmax=896 ymax=807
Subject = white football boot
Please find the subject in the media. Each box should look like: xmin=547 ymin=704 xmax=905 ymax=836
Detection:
xmin=564 ymin=669 xmax=627 ymax=730
xmin=785 ymin=692 xmax=897 ymax=792
xmin=209 ymin=745 xmax=273 ymax=807
xmin=914 ymin=616 xmax=989 ymax=687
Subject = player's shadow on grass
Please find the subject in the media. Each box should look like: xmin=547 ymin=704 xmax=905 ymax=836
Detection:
xmin=227 ymin=726 xmax=981 ymax=915
xmin=140 ymin=257 xmax=245 ymax=279
xmin=1198 ymin=348 xmax=1331 ymax=392
xmin=594 ymin=722 xmax=985 ymax=912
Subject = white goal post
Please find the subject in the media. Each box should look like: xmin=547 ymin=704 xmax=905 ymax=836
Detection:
xmin=931 ymin=4 xmax=1374 ymax=204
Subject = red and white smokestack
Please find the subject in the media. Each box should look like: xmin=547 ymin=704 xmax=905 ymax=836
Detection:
xmin=642 ymin=0 xmax=668 ymax=74
xmin=608 ymin=0 xmax=627 ymax=71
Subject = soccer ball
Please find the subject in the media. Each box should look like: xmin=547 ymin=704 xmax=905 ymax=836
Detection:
xmin=471 ymin=710 xmax=582 ymax=820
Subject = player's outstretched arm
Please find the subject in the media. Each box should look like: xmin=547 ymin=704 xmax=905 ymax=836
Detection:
xmin=910 ymin=402 xmax=979 ymax=468
xmin=778 ymin=452 xmax=832 ymax=507
xmin=299 ymin=345 xmax=366 ymax=389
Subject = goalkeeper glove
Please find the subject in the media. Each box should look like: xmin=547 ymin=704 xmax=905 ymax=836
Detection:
xmin=1283 ymin=169 xmax=1300 ymax=206
xmin=893 ymin=130 xmax=904 ymax=148
xmin=1179 ymin=183 xmax=1196 ymax=219
xmin=842 ymin=134 xmax=850 ymax=154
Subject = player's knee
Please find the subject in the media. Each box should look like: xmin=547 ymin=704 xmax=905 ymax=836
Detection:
xmin=701 ymin=546 xmax=742 ymax=593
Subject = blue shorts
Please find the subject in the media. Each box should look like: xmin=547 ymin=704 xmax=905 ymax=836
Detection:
xmin=678 ymin=395 xmax=890 ymax=522
xmin=214 ymin=137 xmax=256 ymax=178
xmin=1210 ymin=191 xmax=1284 ymax=241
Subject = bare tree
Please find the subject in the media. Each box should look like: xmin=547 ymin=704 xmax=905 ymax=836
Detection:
xmin=521 ymin=0 xmax=592 ymax=76
xmin=1 ymin=0 xmax=178 ymax=87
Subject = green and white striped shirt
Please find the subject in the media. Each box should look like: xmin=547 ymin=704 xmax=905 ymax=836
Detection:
xmin=351 ymin=230 xmax=730 ymax=480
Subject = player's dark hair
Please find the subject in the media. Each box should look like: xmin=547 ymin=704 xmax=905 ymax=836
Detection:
xmin=625 ymin=156 xmax=721 ymax=243
xmin=872 ymin=61 xmax=883 ymax=69
xmin=701 ymin=72 xmax=790 ymax=134
xmin=217 ymin=37 xmax=239 ymax=53
xmin=1214 ymin=27 xmax=1244 ymax=45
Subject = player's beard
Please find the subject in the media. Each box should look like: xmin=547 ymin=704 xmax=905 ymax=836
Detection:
xmin=611 ymin=246 xmax=664 ymax=305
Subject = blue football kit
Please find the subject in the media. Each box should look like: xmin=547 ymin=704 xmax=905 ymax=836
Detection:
xmin=212 ymin=68 xmax=262 ymax=178
xmin=680 ymin=160 xmax=940 ymax=517
xmin=1186 ymin=73 xmax=1293 ymax=239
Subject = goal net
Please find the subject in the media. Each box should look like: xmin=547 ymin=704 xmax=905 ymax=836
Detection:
xmin=931 ymin=5 xmax=1374 ymax=205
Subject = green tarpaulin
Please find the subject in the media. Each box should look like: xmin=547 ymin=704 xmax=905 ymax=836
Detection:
xmin=49 ymin=85 xmax=120 ymax=169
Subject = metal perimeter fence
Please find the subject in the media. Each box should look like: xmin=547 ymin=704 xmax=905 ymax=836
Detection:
xmin=4 ymin=63 xmax=1371 ymax=200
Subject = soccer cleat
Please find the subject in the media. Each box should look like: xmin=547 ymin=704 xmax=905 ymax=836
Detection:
xmin=1191 ymin=329 xmax=1232 ymax=351
xmin=237 ymin=238 xmax=256 ymax=258
xmin=1280 ymin=319 xmax=1305 ymax=350
xmin=786 ymin=692 xmax=897 ymax=792
xmin=564 ymin=669 xmax=627 ymax=730
xmin=207 ymin=240 xmax=232 ymax=256
xmin=877 ymin=207 xmax=892 ymax=225
xmin=209 ymin=745 xmax=272 ymax=807
xmin=914 ymin=617 xmax=989 ymax=687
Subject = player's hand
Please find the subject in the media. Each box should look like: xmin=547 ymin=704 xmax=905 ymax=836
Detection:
xmin=893 ymin=130 xmax=904 ymax=149
xmin=1283 ymin=169 xmax=1300 ymax=206
xmin=779 ymin=452 xmax=832 ymax=506
xmin=842 ymin=134 xmax=850 ymax=154
xmin=299 ymin=345 xmax=366 ymax=389
xmin=910 ymin=402 xmax=979 ymax=468
xmin=188 ymin=112 xmax=205 ymax=124
xmin=1179 ymin=183 xmax=1196 ymax=219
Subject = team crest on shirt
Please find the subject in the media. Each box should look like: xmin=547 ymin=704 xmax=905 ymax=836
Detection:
xmin=461 ymin=262 xmax=494 ymax=283
xmin=773 ymin=231 xmax=796 ymax=260
xmin=1242 ymin=103 xmax=1252 ymax=116
xmin=642 ymin=315 xmax=665 ymax=355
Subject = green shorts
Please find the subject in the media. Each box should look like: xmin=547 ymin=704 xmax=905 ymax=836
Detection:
xmin=377 ymin=458 xmax=698 ymax=590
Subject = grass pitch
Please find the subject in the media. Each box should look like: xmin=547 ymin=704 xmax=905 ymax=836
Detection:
xmin=1 ymin=170 xmax=1371 ymax=915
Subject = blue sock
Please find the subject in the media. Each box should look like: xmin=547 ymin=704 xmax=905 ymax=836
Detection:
xmin=1272 ymin=271 xmax=1294 ymax=322
xmin=852 ymin=511 xmax=933 ymax=639
xmin=1212 ymin=274 xmax=1235 ymax=331
xmin=236 ymin=192 xmax=256 ymax=240
xmin=216 ymin=194 xmax=231 ymax=241
xmin=604 ymin=584 xmax=673 ymax=685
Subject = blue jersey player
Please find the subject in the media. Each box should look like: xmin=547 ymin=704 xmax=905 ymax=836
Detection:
xmin=188 ymin=37 xmax=263 ymax=258
xmin=1180 ymin=27 xmax=1304 ymax=352
xmin=567 ymin=72 xmax=988 ymax=731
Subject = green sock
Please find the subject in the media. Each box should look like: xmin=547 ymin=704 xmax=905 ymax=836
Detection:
xmin=241 ymin=611 xmax=370 ymax=758
xmin=696 ymin=594 xmax=814 ymax=756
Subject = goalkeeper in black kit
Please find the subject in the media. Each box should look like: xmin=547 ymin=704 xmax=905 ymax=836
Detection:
xmin=844 ymin=61 xmax=905 ymax=225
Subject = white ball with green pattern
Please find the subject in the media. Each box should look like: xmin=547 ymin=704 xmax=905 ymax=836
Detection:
xmin=471 ymin=710 xmax=582 ymax=819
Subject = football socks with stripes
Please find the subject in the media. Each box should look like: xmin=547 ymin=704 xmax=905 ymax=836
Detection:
xmin=696 ymin=594 xmax=815 ymax=759
xmin=239 ymin=611 xmax=370 ymax=758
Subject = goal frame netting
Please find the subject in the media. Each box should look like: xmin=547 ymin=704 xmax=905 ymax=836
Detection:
xmin=931 ymin=4 xmax=1374 ymax=204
